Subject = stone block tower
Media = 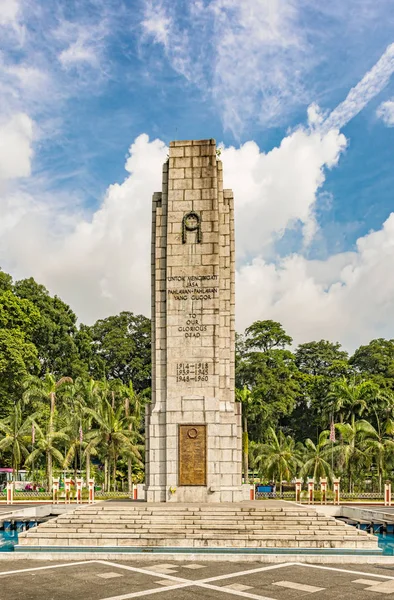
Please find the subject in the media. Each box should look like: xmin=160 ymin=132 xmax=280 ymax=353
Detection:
xmin=145 ymin=139 xmax=244 ymax=502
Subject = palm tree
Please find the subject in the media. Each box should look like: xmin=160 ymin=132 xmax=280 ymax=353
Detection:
xmin=334 ymin=420 xmax=371 ymax=493
xmin=358 ymin=415 xmax=394 ymax=493
xmin=257 ymin=427 xmax=302 ymax=494
xmin=236 ymin=386 xmax=262 ymax=484
xmin=23 ymin=373 xmax=73 ymax=435
xmin=300 ymin=431 xmax=334 ymax=482
xmin=0 ymin=401 xmax=35 ymax=481
xmin=123 ymin=381 xmax=147 ymax=493
xmin=327 ymin=377 xmax=378 ymax=427
xmin=25 ymin=418 xmax=68 ymax=490
xmin=85 ymin=398 xmax=142 ymax=492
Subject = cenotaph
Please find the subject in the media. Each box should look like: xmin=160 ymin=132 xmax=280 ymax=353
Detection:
xmin=145 ymin=139 xmax=245 ymax=502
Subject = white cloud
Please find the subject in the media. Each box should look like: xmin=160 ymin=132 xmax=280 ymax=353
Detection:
xmin=0 ymin=0 xmax=20 ymax=26
xmin=222 ymin=127 xmax=347 ymax=255
xmin=141 ymin=1 xmax=172 ymax=47
xmin=236 ymin=213 xmax=394 ymax=349
xmin=377 ymin=99 xmax=394 ymax=126
xmin=140 ymin=0 xmax=308 ymax=132
xmin=0 ymin=113 xmax=33 ymax=182
xmin=1 ymin=126 xmax=394 ymax=350
xmin=56 ymin=21 xmax=107 ymax=70
xmin=0 ymin=134 xmax=168 ymax=322
xmin=323 ymin=43 xmax=394 ymax=132
xmin=210 ymin=0 xmax=306 ymax=131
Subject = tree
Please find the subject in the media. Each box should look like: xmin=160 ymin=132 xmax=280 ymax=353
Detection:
xmin=85 ymin=398 xmax=142 ymax=492
xmin=235 ymin=386 xmax=256 ymax=484
xmin=0 ymin=330 xmax=39 ymax=417
xmin=327 ymin=377 xmax=379 ymax=427
xmin=244 ymin=320 xmax=292 ymax=353
xmin=333 ymin=420 xmax=374 ymax=492
xmin=257 ymin=427 xmax=301 ymax=493
xmin=300 ymin=431 xmax=333 ymax=482
xmin=358 ymin=416 xmax=394 ymax=492
xmin=123 ymin=381 xmax=147 ymax=492
xmin=292 ymin=340 xmax=351 ymax=437
xmin=88 ymin=312 xmax=151 ymax=391
xmin=0 ymin=401 xmax=35 ymax=480
xmin=0 ymin=269 xmax=13 ymax=293
xmin=350 ymin=339 xmax=394 ymax=385
xmin=25 ymin=417 xmax=68 ymax=490
xmin=23 ymin=373 xmax=73 ymax=485
xmin=14 ymin=277 xmax=86 ymax=378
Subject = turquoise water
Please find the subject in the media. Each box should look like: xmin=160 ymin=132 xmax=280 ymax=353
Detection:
xmin=0 ymin=530 xmax=18 ymax=552
xmin=376 ymin=533 xmax=394 ymax=556
xmin=0 ymin=528 xmax=392 ymax=554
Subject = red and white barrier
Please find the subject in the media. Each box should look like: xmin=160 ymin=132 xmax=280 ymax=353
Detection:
xmin=64 ymin=478 xmax=72 ymax=504
xmin=76 ymin=478 xmax=83 ymax=504
xmin=320 ymin=478 xmax=327 ymax=505
xmin=333 ymin=478 xmax=340 ymax=505
xmin=307 ymin=478 xmax=314 ymax=504
xmin=295 ymin=478 xmax=302 ymax=503
xmin=385 ymin=481 xmax=392 ymax=507
xmin=88 ymin=478 xmax=95 ymax=504
xmin=52 ymin=477 xmax=60 ymax=504
xmin=6 ymin=482 xmax=13 ymax=505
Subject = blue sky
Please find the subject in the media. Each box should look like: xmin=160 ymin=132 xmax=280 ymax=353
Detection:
xmin=1 ymin=0 xmax=394 ymax=349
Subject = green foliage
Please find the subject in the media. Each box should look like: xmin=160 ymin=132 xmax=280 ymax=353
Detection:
xmin=0 ymin=330 xmax=39 ymax=416
xmin=87 ymin=312 xmax=151 ymax=391
xmin=14 ymin=277 xmax=84 ymax=378
xmin=2 ymin=264 xmax=394 ymax=494
xmin=244 ymin=320 xmax=292 ymax=353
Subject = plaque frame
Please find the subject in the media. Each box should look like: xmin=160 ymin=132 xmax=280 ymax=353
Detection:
xmin=178 ymin=424 xmax=207 ymax=486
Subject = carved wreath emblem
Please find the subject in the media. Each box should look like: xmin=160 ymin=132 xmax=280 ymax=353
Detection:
xmin=182 ymin=211 xmax=202 ymax=244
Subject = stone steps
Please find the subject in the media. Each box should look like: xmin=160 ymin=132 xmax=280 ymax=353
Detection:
xmin=17 ymin=502 xmax=379 ymax=551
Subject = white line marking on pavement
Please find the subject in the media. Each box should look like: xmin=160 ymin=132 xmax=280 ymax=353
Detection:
xmin=273 ymin=580 xmax=324 ymax=593
xmin=198 ymin=582 xmax=275 ymax=600
xmin=353 ymin=579 xmax=387 ymax=586
xmin=295 ymin=563 xmax=394 ymax=580
xmin=0 ymin=560 xmax=95 ymax=577
xmin=96 ymin=560 xmax=294 ymax=600
xmin=97 ymin=582 xmax=196 ymax=600
xmin=95 ymin=560 xmax=189 ymax=583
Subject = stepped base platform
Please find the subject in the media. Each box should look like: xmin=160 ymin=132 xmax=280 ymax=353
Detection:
xmin=17 ymin=501 xmax=379 ymax=553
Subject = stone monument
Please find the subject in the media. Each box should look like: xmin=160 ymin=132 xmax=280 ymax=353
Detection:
xmin=145 ymin=139 xmax=245 ymax=503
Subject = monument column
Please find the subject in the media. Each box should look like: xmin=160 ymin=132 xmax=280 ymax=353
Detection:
xmin=146 ymin=139 xmax=244 ymax=502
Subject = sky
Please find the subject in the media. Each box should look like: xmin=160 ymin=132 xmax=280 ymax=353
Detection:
xmin=1 ymin=0 xmax=394 ymax=351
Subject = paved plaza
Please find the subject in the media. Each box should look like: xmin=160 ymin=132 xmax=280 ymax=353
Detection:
xmin=1 ymin=559 xmax=394 ymax=599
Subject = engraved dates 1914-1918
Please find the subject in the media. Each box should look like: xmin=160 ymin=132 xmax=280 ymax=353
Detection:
xmin=176 ymin=362 xmax=209 ymax=383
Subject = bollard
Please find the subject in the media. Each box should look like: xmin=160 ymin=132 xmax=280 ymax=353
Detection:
xmin=307 ymin=478 xmax=314 ymax=504
xmin=133 ymin=485 xmax=138 ymax=500
xmin=52 ymin=477 xmax=60 ymax=504
xmin=295 ymin=478 xmax=302 ymax=503
xmin=320 ymin=478 xmax=327 ymax=505
xmin=333 ymin=478 xmax=340 ymax=505
xmin=76 ymin=478 xmax=83 ymax=504
xmin=6 ymin=482 xmax=13 ymax=505
xmin=385 ymin=481 xmax=392 ymax=507
xmin=88 ymin=478 xmax=95 ymax=504
xmin=64 ymin=478 xmax=72 ymax=504
xmin=250 ymin=485 xmax=255 ymax=500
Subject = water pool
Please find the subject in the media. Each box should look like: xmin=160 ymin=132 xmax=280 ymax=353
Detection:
xmin=0 ymin=530 xmax=18 ymax=552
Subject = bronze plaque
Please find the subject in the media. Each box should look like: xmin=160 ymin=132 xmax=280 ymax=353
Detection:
xmin=179 ymin=425 xmax=206 ymax=486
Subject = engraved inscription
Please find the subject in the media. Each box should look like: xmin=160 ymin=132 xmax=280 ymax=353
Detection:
xmin=167 ymin=275 xmax=218 ymax=301
xmin=178 ymin=313 xmax=207 ymax=338
xmin=179 ymin=424 xmax=206 ymax=486
xmin=176 ymin=362 xmax=209 ymax=382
